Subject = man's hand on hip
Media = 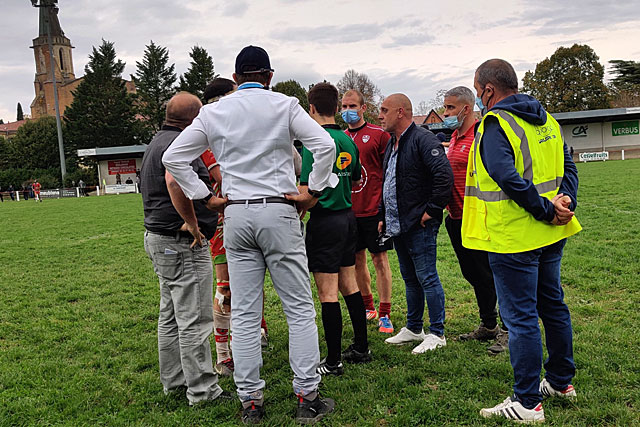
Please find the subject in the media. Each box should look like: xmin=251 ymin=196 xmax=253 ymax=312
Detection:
xmin=420 ymin=211 xmax=433 ymax=227
xmin=285 ymin=185 xmax=318 ymax=213
xmin=180 ymin=222 xmax=206 ymax=248
xmin=206 ymin=195 xmax=228 ymax=213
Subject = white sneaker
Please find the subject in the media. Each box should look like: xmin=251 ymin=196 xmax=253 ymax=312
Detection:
xmin=384 ymin=327 xmax=425 ymax=345
xmin=540 ymin=378 xmax=576 ymax=399
xmin=480 ymin=396 xmax=545 ymax=423
xmin=411 ymin=334 xmax=446 ymax=354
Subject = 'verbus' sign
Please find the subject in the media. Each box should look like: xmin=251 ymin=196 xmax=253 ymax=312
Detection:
xmin=612 ymin=120 xmax=639 ymax=137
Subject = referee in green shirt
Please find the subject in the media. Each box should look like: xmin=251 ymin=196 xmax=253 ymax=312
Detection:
xmin=299 ymin=82 xmax=371 ymax=376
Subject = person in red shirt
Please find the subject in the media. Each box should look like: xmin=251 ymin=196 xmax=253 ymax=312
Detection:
xmin=442 ymin=86 xmax=506 ymax=354
xmin=341 ymin=89 xmax=394 ymax=334
xmin=32 ymin=180 xmax=42 ymax=202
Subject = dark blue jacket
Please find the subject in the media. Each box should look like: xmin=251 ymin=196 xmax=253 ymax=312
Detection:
xmin=381 ymin=123 xmax=453 ymax=233
xmin=481 ymin=94 xmax=579 ymax=222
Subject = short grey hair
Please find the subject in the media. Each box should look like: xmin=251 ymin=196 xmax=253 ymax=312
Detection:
xmin=444 ymin=86 xmax=475 ymax=106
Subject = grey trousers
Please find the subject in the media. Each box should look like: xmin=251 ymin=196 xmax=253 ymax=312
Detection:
xmin=144 ymin=231 xmax=222 ymax=405
xmin=224 ymin=203 xmax=321 ymax=401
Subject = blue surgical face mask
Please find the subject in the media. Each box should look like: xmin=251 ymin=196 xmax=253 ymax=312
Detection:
xmin=341 ymin=109 xmax=361 ymax=124
xmin=475 ymin=96 xmax=485 ymax=112
xmin=443 ymin=116 xmax=460 ymax=130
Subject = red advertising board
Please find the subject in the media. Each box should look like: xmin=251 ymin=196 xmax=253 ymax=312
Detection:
xmin=108 ymin=159 xmax=136 ymax=175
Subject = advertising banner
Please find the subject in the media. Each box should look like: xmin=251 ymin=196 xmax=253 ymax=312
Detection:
xmin=108 ymin=159 xmax=137 ymax=175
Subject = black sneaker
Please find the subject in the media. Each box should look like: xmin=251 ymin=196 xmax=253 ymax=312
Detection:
xmin=241 ymin=401 xmax=265 ymax=424
xmin=295 ymin=393 xmax=335 ymax=424
xmin=316 ymin=358 xmax=343 ymax=376
xmin=341 ymin=344 xmax=372 ymax=364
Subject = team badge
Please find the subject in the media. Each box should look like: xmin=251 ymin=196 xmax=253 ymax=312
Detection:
xmin=336 ymin=152 xmax=352 ymax=170
xmin=362 ymin=135 xmax=370 ymax=143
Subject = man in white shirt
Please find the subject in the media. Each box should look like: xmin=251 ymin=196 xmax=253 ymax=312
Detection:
xmin=162 ymin=46 xmax=337 ymax=425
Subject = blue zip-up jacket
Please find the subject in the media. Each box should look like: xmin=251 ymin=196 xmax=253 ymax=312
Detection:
xmin=381 ymin=123 xmax=453 ymax=233
xmin=480 ymin=94 xmax=579 ymax=222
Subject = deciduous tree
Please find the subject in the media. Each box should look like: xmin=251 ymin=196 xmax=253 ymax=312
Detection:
xmin=522 ymin=44 xmax=609 ymax=112
xmin=272 ymin=79 xmax=309 ymax=111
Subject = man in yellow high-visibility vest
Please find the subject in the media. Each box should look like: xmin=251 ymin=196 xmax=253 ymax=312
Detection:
xmin=462 ymin=59 xmax=582 ymax=423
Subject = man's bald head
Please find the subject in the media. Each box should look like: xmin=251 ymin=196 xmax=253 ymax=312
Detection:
xmin=378 ymin=93 xmax=413 ymax=134
xmin=165 ymin=92 xmax=203 ymax=129
xmin=385 ymin=94 xmax=413 ymax=117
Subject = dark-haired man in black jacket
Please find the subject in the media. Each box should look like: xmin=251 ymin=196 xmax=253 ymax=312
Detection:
xmin=377 ymin=93 xmax=453 ymax=354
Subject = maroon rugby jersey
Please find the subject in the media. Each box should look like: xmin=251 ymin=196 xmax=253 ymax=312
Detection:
xmin=345 ymin=123 xmax=391 ymax=218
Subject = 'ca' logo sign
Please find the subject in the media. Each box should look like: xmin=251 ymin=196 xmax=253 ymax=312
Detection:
xmin=572 ymin=125 xmax=588 ymax=138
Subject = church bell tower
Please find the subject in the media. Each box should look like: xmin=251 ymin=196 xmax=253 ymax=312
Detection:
xmin=30 ymin=1 xmax=75 ymax=119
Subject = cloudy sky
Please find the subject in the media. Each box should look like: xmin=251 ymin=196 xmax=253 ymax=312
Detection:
xmin=1 ymin=0 xmax=639 ymax=123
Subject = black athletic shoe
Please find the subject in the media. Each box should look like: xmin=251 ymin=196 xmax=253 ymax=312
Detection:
xmin=295 ymin=393 xmax=335 ymax=424
xmin=242 ymin=401 xmax=265 ymax=424
xmin=316 ymin=358 xmax=344 ymax=376
xmin=341 ymin=344 xmax=372 ymax=364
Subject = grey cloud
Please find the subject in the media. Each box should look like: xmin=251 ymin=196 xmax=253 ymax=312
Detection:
xmin=222 ymin=1 xmax=249 ymax=17
xmin=381 ymin=32 xmax=435 ymax=49
xmin=269 ymin=23 xmax=385 ymax=44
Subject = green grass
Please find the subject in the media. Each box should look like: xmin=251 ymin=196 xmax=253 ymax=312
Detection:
xmin=1 ymin=159 xmax=639 ymax=426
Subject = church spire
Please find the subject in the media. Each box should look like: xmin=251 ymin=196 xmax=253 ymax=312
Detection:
xmin=38 ymin=1 xmax=64 ymax=37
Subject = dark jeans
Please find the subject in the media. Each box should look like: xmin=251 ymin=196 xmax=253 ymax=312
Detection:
xmin=393 ymin=221 xmax=445 ymax=336
xmin=445 ymin=216 xmax=501 ymax=329
xmin=488 ymin=239 xmax=574 ymax=409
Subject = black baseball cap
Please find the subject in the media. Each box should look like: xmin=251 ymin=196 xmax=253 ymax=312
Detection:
xmin=235 ymin=45 xmax=274 ymax=74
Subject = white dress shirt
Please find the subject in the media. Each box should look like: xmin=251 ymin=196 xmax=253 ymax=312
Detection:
xmin=162 ymin=87 xmax=338 ymax=200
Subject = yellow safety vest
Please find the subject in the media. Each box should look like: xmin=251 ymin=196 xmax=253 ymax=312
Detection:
xmin=461 ymin=109 xmax=581 ymax=253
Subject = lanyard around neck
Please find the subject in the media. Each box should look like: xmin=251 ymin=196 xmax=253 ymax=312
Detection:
xmin=238 ymin=83 xmax=264 ymax=90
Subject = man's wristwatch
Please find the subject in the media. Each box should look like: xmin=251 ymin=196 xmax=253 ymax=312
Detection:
xmin=202 ymin=192 xmax=214 ymax=203
xmin=307 ymin=188 xmax=323 ymax=198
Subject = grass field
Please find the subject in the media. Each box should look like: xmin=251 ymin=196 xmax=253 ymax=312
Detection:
xmin=1 ymin=159 xmax=639 ymax=426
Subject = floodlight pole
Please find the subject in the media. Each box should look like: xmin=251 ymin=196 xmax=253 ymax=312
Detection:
xmin=32 ymin=0 xmax=67 ymax=183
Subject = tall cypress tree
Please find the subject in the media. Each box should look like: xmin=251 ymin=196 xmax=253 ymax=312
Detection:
xmin=64 ymin=40 xmax=141 ymax=157
xmin=178 ymin=46 xmax=218 ymax=102
xmin=134 ymin=41 xmax=177 ymax=142
xmin=16 ymin=103 xmax=24 ymax=121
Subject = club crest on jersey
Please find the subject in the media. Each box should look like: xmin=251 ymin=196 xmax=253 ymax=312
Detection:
xmin=336 ymin=152 xmax=352 ymax=170
xmin=362 ymin=135 xmax=370 ymax=143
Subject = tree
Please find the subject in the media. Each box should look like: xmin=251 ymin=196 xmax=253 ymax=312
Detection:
xmin=608 ymin=60 xmax=640 ymax=108
xmin=521 ymin=44 xmax=609 ymax=113
xmin=0 ymin=119 xmax=4 ymax=124
xmin=16 ymin=103 xmax=24 ymax=121
xmin=4 ymin=116 xmax=59 ymax=170
xmin=415 ymin=89 xmax=447 ymax=115
xmin=134 ymin=41 xmax=177 ymax=142
xmin=336 ymin=69 xmax=382 ymax=124
xmin=178 ymin=46 xmax=217 ymax=102
xmin=64 ymin=40 xmax=141 ymax=159
xmin=609 ymin=60 xmax=640 ymax=87
xmin=272 ymin=80 xmax=309 ymax=111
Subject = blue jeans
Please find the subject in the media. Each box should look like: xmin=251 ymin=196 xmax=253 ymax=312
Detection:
xmin=393 ymin=221 xmax=446 ymax=336
xmin=488 ymin=239 xmax=574 ymax=409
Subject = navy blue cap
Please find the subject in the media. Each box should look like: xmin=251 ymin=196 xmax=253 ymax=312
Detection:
xmin=235 ymin=45 xmax=274 ymax=74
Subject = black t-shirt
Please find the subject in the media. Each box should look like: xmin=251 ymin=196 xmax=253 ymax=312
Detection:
xmin=140 ymin=125 xmax=217 ymax=239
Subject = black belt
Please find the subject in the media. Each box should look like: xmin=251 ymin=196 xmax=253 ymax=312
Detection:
xmin=148 ymin=229 xmax=193 ymax=239
xmin=226 ymin=197 xmax=295 ymax=206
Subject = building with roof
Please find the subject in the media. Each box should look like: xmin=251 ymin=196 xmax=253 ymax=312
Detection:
xmin=0 ymin=120 xmax=28 ymax=139
xmin=555 ymin=107 xmax=640 ymax=160
xmin=77 ymin=145 xmax=147 ymax=192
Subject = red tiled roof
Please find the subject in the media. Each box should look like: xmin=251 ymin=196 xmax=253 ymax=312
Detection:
xmin=0 ymin=119 xmax=27 ymax=133
xmin=412 ymin=115 xmax=427 ymax=125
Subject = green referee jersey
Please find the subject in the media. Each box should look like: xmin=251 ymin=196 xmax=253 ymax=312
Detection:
xmin=300 ymin=124 xmax=361 ymax=211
